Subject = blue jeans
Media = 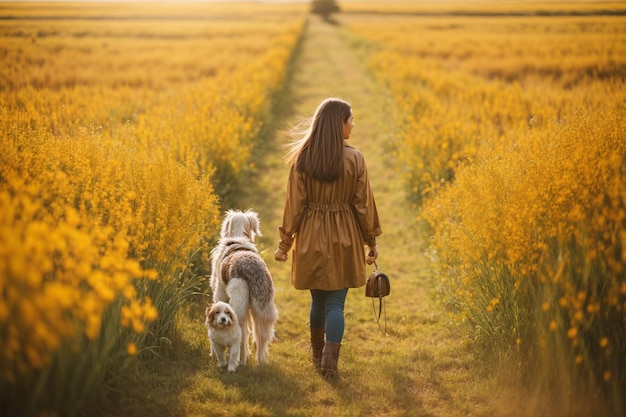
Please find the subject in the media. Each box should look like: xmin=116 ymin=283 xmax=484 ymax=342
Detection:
xmin=310 ymin=288 xmax=348 ymax=344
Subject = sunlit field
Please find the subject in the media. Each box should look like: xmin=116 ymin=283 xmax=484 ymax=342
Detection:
xmin=2 ymin=0 xmax=626 ymax=416
xmin=343 ymin=3 xmax=625 ymax=414
xmin=0 ymin=2 xmax=306 ymax=415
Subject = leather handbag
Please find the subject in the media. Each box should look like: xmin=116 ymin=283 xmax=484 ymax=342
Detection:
xmin=365 ymin=262 xmax=389 ymax=334
xmin=365 ymin=262 xmax=390 ymax=298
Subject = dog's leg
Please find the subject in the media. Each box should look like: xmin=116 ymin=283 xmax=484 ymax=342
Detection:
xmin=226 ymin=278 xmax=250 ymax=364
xmin=210 ymin=340 xmax=216 ymax=359
xmin=228 ymin=342 xmax=240 ymax=372
xmin=252 ymin=316 xmax=268 ymax=365
xmin=239 ymin=314 xmax=250 ymax=365
xmin=213 ymin=343 xmax=227 ymax=368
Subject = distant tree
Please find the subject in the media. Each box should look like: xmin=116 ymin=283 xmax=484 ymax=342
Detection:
xmin=311 ymin=0 xmax=340 ymax=20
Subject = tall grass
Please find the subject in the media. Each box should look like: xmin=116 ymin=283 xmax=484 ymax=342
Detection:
xmin=345 ymin=6 xmax=626 ymax=414
xmin=424 ymin=112 xmax=625 ymax=412
xmin=0 ymin=3 xmax=306 ymax=416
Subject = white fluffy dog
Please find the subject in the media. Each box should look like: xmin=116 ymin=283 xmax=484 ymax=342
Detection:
xmin=210 ymin=209 xmax=278 ymax=366
xmin=205 ymin=301 xmax=242 ymax=372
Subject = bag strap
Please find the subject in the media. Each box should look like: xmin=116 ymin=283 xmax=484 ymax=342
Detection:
xmin=371 ymin=295 xmax=387 ymax=335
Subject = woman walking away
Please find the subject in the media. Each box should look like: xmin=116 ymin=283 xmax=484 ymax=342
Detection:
xmin=274 ymin=98 xmax=382 ymax=379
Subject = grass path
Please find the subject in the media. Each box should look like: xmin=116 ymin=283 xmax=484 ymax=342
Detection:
xmin=232 ymin=16 xmax=502 ymax=417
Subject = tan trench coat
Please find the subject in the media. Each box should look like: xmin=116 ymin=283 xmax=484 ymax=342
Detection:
xmin=278 ymin=144 xmax=382 ymax=290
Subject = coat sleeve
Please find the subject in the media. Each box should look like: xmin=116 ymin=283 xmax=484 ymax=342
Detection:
xmin=278 ymin=164 xmax=307 ymax=253
xmin=352 ymin=155 xmax=382 ymax=247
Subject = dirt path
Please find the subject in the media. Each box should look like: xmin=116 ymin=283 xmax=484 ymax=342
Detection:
xmin=240 ymin=15 xmax=498 ymax=416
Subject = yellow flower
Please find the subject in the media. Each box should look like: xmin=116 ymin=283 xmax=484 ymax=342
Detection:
xmin=573 ymin=310 xmax=584 ymax=323
xmin=127 ymin=343 xmax=137 ymax=356
xmin=486 ymin=298 xmax=500 ymax=311
xmin=599 ymin=337 xmax=609 ymax=348
xmin=144 ymin=303 xmax=158 ymax=322
xmin=586 ymin=303 xmax=600 ymax=314
xmin=567 ymin=327 xmax=578 ymax=339
xmin=132 ymin=320 xmax=146 ymax=333
xmin=85 ymin=315 xmax=102 ymax=340
xmin=549 ymin=320 xmax=557 ymax=331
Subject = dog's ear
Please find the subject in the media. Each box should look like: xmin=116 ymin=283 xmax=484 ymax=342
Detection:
xmin=220 ymin=210 xmax=234 ymax=238
xmin=246 ymin=210 xmax=262 ymax=240
xmin=206 ymin=304 xmax=218 ymax=322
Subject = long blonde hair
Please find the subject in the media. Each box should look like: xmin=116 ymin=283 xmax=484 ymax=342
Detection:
xmin=285 ymin=98 xmax=352 ymax=182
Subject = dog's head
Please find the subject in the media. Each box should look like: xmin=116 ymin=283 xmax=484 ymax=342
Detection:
xmin=220 ymin=209 xmax=262 ymax=242
xmin=205 ymin=301 xmax=238 ymax=330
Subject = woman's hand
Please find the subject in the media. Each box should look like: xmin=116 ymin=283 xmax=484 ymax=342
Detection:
xmin=366 ymin=245 xmax=379 ymax=265
xmin=274 ymin=248 xmax=288 ymax=262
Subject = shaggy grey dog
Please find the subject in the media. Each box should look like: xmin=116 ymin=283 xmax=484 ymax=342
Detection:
xmin=210 ymin=209 xmax=279 ymax=366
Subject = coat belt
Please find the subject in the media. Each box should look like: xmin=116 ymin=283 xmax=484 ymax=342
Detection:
xmin=306 ymin=202 xmax=350 ymax=212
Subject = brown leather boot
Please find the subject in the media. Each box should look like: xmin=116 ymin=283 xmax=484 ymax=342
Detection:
xmin=321 ymin=342 xmax=341 ymax=379
xmin=310 ymin=327 xmax=325 ymax=370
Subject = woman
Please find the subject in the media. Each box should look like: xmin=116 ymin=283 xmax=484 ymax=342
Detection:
xmin=274 ymin=98 xmax=382 ymax=378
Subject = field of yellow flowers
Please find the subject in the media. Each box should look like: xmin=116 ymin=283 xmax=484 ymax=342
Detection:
xmin=345 ymin=4 xmax=625 ymax=413
xmin=0 ymin=2 xmax=306 ymax=415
